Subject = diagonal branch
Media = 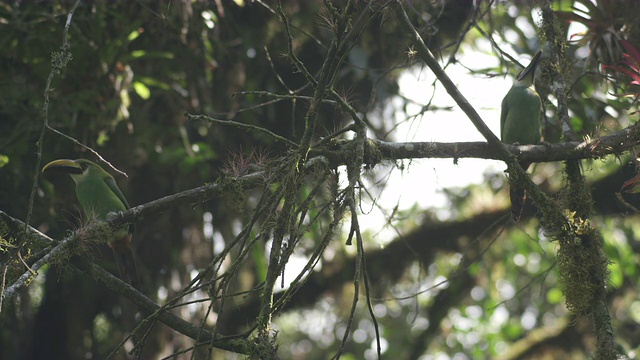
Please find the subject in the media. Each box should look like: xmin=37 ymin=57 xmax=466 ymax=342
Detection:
xmin=0 ymin=212 xmax=251 ymax=354
xmin=188 ymin=113 xmax=298 ymax=148
xmin=4 ymin=0 xmax=82 ymax=316
xmin=390 ymin=0 xmax=502 ymax=149
xmin=390 ymin=0 xmax=569 ymax=226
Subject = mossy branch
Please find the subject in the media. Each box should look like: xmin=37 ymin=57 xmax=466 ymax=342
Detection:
xmin=0 ymin=212 xmax=254 ymax=355
xmin=539 ymin=3 xmax=616 ymax=358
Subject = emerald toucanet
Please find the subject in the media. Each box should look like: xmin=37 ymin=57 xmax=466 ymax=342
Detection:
xmin=500 ymin=51 xmax=543 ymax=222
xmin=43 ymin=159 xmax=139 ymax=287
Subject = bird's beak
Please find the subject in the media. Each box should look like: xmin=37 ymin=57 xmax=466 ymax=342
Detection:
xmin=42 ymin=159 xmax=83 ymax=175
xmin=516 ymin=50 xmax=542 ymax=81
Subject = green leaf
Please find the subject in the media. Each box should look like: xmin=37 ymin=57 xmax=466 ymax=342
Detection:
xmin=0 ymin=154 xmax=9 ymax=168
xmin=97 ymin=131 xmax=110 ymax=146
xmin=127 ymin=29 xmax=141 ymax=42
xmin=130 ymin=50 xmax=146 ymax=58
xmin=251 ymin=241 xmax=268 ymax=280
xmin=130 ymin=50 xmax=174 ymax=59
xmin=133 ymin=81 xmax=151 ymax=99
xmin=503 ymin=322 xmax=524 ymax=339
xmin=546 ymin=287 xmax=563 ymax=304
xmin=136 ymin=76 xmax=170 ymax=90
xmin=608 ymin=262 xmax=623 ymax=288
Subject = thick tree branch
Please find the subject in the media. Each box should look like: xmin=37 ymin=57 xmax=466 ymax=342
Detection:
xmin=390 ymin=0 xmax=569 ymax=226
xmin=0 ymin=212 xmax=61 ymax=304
xmin=16 ymin=125 xmax=638 ymax=260
xmin=116 ymin=171 xmax=265 ymax=225
xmin=367 ymin=120 xmax=640 ymax=163
xmin=3 ymin=160 xmax=633 ymax=349
xmin=4 ymin=0 xmax=82 ymax=316
xmin=0 ymin=212 xmax=251 ymax=355
xmin=219 ymin=208 xmax=507 ymax=333
xmin=70 ymin=258 xmax=250 ymax=354
xmin=216 ymin=156 xmax=637 ymax=334
xmin=9 ymin=124 xmax=636 ymax=268
xmin=539 ymin=3 xmax=617 ymax=358
xmin=496 ymin=317 xmax=577 ymax=360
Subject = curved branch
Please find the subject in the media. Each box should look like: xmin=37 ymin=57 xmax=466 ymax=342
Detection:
xmin=22 ymin=124 xmax=640 ymax=254
xmin=0 ymin=212 xmax=251 ymax=355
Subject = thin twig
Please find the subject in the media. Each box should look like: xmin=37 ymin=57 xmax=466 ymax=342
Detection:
xmin=188 ymin=113 xmax=298 ymax=147
xmin=1 ymin=235 xmax=75 ymax=304
xmin=390 ymin=0 xmax=566 ymax=222
xmin=0 ymin=0 xmax=82 ymax=316
xmin=46 ymin=126 xmax=128 ymax=177
xmin=356 ymin=219 xmax=382 ymax=359
xmin=234 ymin=90 xmax=337 ymax=105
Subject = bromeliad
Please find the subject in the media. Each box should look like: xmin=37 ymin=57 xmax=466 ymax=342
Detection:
xmin=501 ymin=51 xmax=543 ymax=222
xmin=43 ymin=159 xmax=139 ymax=287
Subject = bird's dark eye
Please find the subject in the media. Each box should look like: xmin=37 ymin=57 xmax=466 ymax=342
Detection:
xmin=79 ymin=162 xmax=89 ymax=171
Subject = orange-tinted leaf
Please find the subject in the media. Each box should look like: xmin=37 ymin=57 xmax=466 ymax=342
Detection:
xmin=621 ymin=173 xmax=640 ymax=193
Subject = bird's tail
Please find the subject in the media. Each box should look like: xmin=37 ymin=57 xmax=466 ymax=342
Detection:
xmin=112 ymin=248 xmax=140 ymax=290
xmin=509 ymin=187 xmax=527 ymax=222
xmin=509 ymin=161 xmax=531 ymax=222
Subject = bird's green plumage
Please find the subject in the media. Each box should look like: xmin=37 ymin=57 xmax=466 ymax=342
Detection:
xmin=500 ymin=51 xmax=543 ymax=222
xmin=70 ymin=159 xmax=129 ymax=220
xmin=500 ymin=85 xmax=542 ymax=144
xmin=500 ymin=51 xmax=542 ymax=146
xmin=43 ymin=158 xmax=139 ymax=286
xmin=43 ymin=159 xmax=129 ymax=230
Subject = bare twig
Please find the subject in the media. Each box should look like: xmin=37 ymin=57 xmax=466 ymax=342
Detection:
xmin=45 ymin=126 xmax=128 ymax=177
xmin=187 ymin=113 xmax=298 ymax=147
xmin=1 ymin=211 xmax=251 ymax=354
xmin=71 ymin=258 xmax=251 ymax=354
xmin=1 ymin=0 xmax=82 ymax=316
xmin=1 ymin=234 xmax=74 ymax=304
xmin=390 ymin=0 xmax=568 ymax=222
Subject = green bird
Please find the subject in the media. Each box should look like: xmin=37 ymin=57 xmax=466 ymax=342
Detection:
xmin=43 ymin=159 xmax=139 ymax=287
xmin=501 ymin=51 xmax=543 ymax=222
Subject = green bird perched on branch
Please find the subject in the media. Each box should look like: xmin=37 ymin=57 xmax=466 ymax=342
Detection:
xmin=501 ymin=51 xmax=543 ymax=222
xmin=43 ymin=159 xmax=139 ymax=288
